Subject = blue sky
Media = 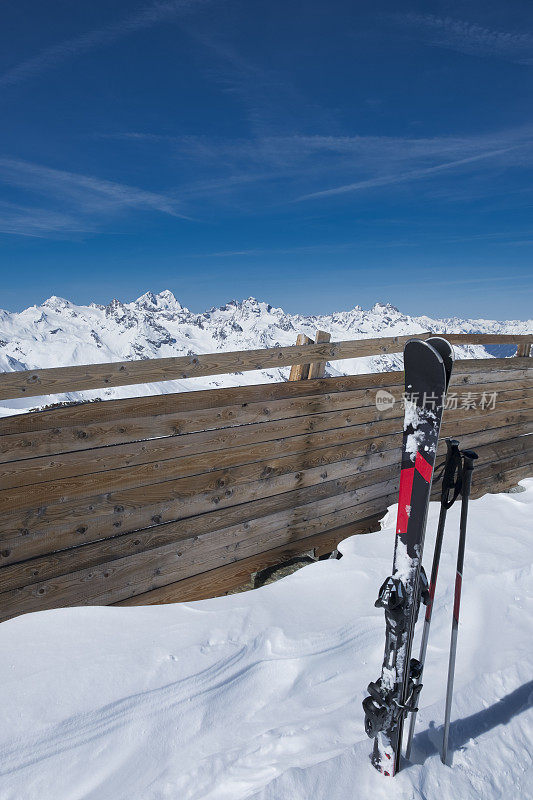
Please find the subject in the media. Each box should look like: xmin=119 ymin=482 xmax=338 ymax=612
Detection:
xmin=0 ymin=0 xmax=532 ymax=319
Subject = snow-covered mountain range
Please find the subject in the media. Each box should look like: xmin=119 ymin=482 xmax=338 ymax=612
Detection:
xmin=1 ymin=290 xmax=531 ymax=415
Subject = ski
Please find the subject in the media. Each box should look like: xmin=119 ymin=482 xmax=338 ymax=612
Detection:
xmin=363 ymin=338 xmax=452 ymax=775
xmin=425 ymin=336 xmax=454 ymax=391
xmin=404 ymin=437 xmax=462 ymax=759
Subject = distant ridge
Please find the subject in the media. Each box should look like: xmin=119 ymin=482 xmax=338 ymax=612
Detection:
xmin=1 ymin=291 xmax=531 ymax=414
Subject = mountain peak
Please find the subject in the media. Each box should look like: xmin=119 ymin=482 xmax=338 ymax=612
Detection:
xmin=41 ymin=296 xmax=71 ymax=310
xmin=134 ymin=290 xmax=183 ymax=311
xmin=371 ymin=301 xmax=400 ymax=314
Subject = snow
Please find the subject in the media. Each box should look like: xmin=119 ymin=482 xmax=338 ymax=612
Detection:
xmin=0 ymin=290 xmax=531 ymax=416
xmin=1 ymin=478 xmax=532 ymax=799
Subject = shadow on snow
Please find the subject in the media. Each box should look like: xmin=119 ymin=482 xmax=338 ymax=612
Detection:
xmin=410 ymin=679 xmax=533 ymax=763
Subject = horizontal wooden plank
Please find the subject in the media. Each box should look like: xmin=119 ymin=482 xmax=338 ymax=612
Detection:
xmin=0 ymin=419 xmax=405 ymax=523
xmin=113 ymin=454 xmax=533 ymax=609
xmin=0 ymin=334 xmax=432 ymax=401
xmin=0 ymin=371 xmax=404 ymax=435
xmin=1 ymin=329 xmax=531 ymax=401
xmin=0 ymin=486 xmax=403 ymax=619
xmin=2 ymin=398 xmax=531 ymax=522
xmin=444 ymin=334 xmax=533 ymax=346
xmin=2 ymin=447 xmax=531 ymax=620
xmin=470 ymin=462 xmax=533 ymax=498
xmin=112 ymin=452 xmax=533 ymax=610
xmin=0 ymin=441 xmax=402 ymax=563
xmin=451 ymin=358 xmax=532 ymax=375
xmin=1 ymin=381 xmax=530 ymax=494
xmin=1 ymin=356 xmax=529 ymax=438
xmin=113 ymin=515 xmax=383 ymax=608
xmin=0 ymin=382 xmax=405 ymax=464
xmin=0 ymin=405 xmax=531 ymax=568
xmin=2 ymin=374 xmax=529 ymax=464
xmin=1 ymin=432 xmax=531 ymax=593
xmin=1 ymin=393 xmax=530 ymax=549
xmin=0 ymin=403 xmax=403 ymax=490
xmin=0 ymin=457 xmax=402 ymax=574
xmin=2 ymin=387 xmax=523 ymax=547
xmin=0 ymin=462 xmax=401 ymax=592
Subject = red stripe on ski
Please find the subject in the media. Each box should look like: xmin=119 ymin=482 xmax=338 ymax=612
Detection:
xmin=453 ymin=572 xmax=462 ymax=622
xmin=396 ymin=467 xmax=415 ymax=535
xmin=415 ymin=451 xmax=433 ymax=483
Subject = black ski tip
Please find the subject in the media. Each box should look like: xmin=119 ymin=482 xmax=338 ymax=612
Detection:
xmin=403 ymin=339 xmax=447 ymax=400
xmin=404 ymin=337 xmax=444 ymax=364
xmin=425 ymin=337 xmax=454 ymax=390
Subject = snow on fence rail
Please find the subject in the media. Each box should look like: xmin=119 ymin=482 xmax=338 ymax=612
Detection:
xmin=0 ymin=334 xmax=531 ymax=622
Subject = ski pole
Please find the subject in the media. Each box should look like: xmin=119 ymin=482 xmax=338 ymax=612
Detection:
xmin=405 ymin=438 xmax=462 ymax=760
xmin=441 ymin=448 xmax=478 ymax=766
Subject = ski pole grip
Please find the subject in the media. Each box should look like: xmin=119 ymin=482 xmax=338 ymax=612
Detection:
xmin=461 ymin=450 xmax=478 ymax=471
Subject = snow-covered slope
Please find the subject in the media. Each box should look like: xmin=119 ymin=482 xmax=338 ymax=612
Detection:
xmin=1 ymin=478 xmax=531 ymax=799
xmin=1 ymin=291 xmax=531 ymax=415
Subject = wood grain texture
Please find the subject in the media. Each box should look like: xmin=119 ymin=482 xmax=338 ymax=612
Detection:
xmin=1 ymin=357 xmax=529 ymax=437
xmin=1 ymin=400 xmax=530 ymax=528
xmin=0 ymin=487 xmax=403 ymax=619
xmin=112 ymin=456 xmax=533 ymax=610
xmin=113 ymin=514 xmax=383 ymax=607
xmin=308 ymin=330 xmax=331 ymax=380
xmin=1 ymin=331 xmax=531 ymax=401
xmin=289 ymin=333 xmax=313 ymax=381
xmin=0 ymin=334 xmax=431 ymax=401
xmin=0 ymin=462 xmax=401 ymax=592
xmin=1 ymin=433 xmax=530 ymax=592
xmin=0 ymin=451 xmax=530 ymax=621
xmin=0 ymin=417 xmax=529 ymax=570
xmin=0 ymin=444 xmax=402 ymax=565
xmin=2 ymin=375 xmax=528 ymax=464
xmin=0 ymin=345 xmax=531 ymax=623
xmin=2 ymin=398 xmax=525 ymax=552
xmin=0 ymin=459 xmax=402 ymax=574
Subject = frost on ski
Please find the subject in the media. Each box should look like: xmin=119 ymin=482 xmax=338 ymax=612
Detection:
xmin=380 ymin=666 xmax=396 ymax=692
xmin=393 ymin=540 xmax=416 ymax=584
xmin=403 ymin=397 xmax=438 ymax=462
xmin=375 ymin=732 xmax=395 ymax=775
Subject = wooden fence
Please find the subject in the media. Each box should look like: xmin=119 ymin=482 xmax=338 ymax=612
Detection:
xmin=0 ymin=333 xmax=531 ymax=622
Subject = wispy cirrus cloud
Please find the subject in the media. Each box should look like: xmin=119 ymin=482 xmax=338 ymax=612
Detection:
xmin=100 ymin=125 xmax=533 ymax=205
xmin=0 ymin=157 xmax=189 ymax=237
xmin=102 ymin=127 xmax=533 ymax=171
xmin=0 ymin=201 xmax=94 ymax=238
xmin=394 ymin=13 xmax=533 ymax=65
xmin=5 ymin=124 xmax=532 ymax=237
xmin=0 ymin=0 xmax=211 ymax=89
xmin=295 ymin=146 xmax=521 ymax=201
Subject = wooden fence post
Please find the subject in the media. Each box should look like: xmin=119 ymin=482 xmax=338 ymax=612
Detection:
xmin=516 ymin=341 xmax=532 ymax=357
xmin=289 ymin=334 xmax=314 ymax=381
xmin=308 ymin=330 xmax=332 ymax=379
xmin=289 ymin=330 xmax=331 ymax=381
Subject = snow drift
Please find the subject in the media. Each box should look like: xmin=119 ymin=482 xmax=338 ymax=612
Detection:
xmin=1 ymin=478 xmax=531 ymax=799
